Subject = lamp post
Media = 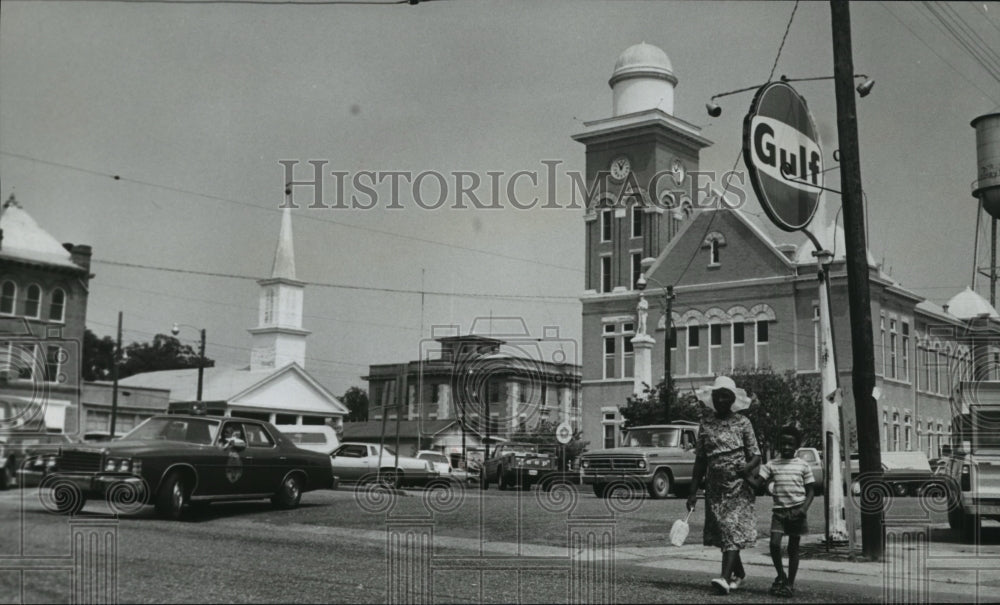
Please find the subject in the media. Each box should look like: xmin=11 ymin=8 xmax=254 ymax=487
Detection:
xmin=171 ymin=323 xmax=206 ymax=402
xmin=636 ymin=273 xmax=675 ymax=422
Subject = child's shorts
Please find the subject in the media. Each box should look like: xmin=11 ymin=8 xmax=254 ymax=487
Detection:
xmin=770 ymin=506 xmax=808 ymax=536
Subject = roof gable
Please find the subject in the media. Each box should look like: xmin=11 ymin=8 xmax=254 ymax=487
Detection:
xmin=230 ymin=364 xmax=347 ymax=415
xmin=645 ymin=209 xmax=795 ymax=287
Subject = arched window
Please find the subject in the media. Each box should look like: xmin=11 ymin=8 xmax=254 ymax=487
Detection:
xmin=0 ymin=281 xmax=14 ymax=315
xmin=25 ymin=284 xmax=42 ymax=318
xmin=49 ymin=288 xmax=66 ymax=322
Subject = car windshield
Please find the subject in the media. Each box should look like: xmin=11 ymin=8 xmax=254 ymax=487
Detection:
xmin=123 ymin=417 xmax=220 ymax=444
xmin=623 ymin=428 xmax=680 ymax=448
xmin=419 ymin=453 xmax=449 ymax=464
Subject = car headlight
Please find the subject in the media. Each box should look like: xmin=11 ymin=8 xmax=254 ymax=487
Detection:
xmin=105 ymin=458 xmax=117 ymax=472
xmin=637 ymin=460 xmax=647 ymax=469
xmin=118 ymin=459 xmax=131 ymax=473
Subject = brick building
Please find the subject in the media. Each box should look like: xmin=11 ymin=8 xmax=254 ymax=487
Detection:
xmin=576 ymin=44 xmax=998 ymax=455
xmin=0 ymin=194 xmax=93 ymax=433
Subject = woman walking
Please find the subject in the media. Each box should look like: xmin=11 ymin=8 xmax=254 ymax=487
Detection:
xmin=686 ymin=376 xmax=761 ymax=595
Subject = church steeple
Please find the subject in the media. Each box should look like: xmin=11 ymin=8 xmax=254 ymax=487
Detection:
xmin=271 ymin=207 xmax=296 ymax=280
xmin=249 ymin=207 xmax=310 ymax=371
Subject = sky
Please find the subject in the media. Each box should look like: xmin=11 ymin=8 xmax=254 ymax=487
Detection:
xmin=1 ymin=0 xmax=998 ymax=397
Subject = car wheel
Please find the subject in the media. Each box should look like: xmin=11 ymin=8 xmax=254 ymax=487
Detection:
xmin=155 ymin=472 xmax=189 ymax=521
xmin=53 ymin=484 xmax=86 ymax=515
xmin=962 ymin=511 xmax=981 ymax=544
xmin=272 ymin=474 xmax=303 ymax=510
xmin=0 ymin=461 xmax=15 ymax=490
xmin=378 ymin=469 xmax=401 ymax=490
xmin=480 ymin=469 xmax=489 ymax=490
xmin=498 ymin=469 xmax=508 ymax=491
xmin=592 ymin=483 xmax=607 ymax=498
xmin=648 ymin=470 xmax=671 ymax=499
xmin=948 ymin=505 xmax=963 ymax=531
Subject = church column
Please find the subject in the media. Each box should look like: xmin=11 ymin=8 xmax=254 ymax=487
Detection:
xmin=437 ymin=384 xmax=451 ymax=420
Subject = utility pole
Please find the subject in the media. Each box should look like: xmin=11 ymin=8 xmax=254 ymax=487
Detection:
xmin=197 ymin=328 xmax=206 ymax=402
xmin=663 ymin=285 xmax=675 ymax=422
xmin=109 ymin=311 xmax=123 ymax=437
xmin=830 ymin=0 xmax=883 ymax=560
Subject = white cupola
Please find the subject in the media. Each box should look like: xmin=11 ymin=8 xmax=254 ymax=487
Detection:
xmin=609 ymin=42 xmax=677 ymax=117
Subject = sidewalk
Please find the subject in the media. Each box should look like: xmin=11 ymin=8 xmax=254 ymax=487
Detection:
xmin=236 ymin=518 xmax=992 ymax=599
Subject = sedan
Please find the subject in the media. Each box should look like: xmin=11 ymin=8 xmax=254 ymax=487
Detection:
xmin=48 ymin=415 xmax=336 ymax=519
xmin=330 ymin=442 xmax=438 ymax=488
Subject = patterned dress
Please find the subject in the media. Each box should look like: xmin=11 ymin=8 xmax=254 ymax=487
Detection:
xmin=695 ymin=413 xmax=760 ymax=551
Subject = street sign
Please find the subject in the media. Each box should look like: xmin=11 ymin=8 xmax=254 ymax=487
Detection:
xmin=555 ymin=422 xmax=573 ymax=445
xmin=743 ymin=81 xmax=823 ymax=232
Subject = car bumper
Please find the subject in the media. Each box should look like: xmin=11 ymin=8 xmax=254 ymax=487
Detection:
xmin=45 ymin=473 xmax=145 ymax=498
xmin=582 ymin=472 xmax=652 ymax=485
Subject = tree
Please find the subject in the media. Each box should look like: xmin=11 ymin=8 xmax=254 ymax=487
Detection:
xmin=519 ymin=419 xmax=590 ymax=471
xmin=619 ymin=368 xmax=822 ymax=459
xmin=341 ymin=386 xmax=369 ymax=422
xmin=119 ymin=334 xmax=214 ymax=379
xmin=82 ymin=329 xmax=116 ymax=382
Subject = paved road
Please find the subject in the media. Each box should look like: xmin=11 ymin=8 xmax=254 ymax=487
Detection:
xmin=0 ymin=485 xmax=992 ymax=603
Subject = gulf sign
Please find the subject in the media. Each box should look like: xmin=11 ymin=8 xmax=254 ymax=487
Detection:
xmin=743 ymin=81 xmax=823 ymax=232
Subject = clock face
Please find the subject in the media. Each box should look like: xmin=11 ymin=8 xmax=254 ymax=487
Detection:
xmin=610 ymin=156 xmax=631 ymax=181
xmin=671 ymin=159 xmax=686 ymax=186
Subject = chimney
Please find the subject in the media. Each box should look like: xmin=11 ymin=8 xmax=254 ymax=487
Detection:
xmin=942 ymin=304 xmax=950 ymax=315
xmin=69 ymin=244 xmax=92 ymax=272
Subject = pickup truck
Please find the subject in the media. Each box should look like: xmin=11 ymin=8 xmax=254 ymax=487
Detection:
xmin=579 ymin=422 xmax=698 ymax=499
xmin=945 ymin=391 xmax=1000 ymax=543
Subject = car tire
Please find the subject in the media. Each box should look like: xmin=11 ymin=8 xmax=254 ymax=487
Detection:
xmin=480 ymin=469 xmax=490 ymax=490
xmin=53 ymin=484 xmax=86 ymax=515
xmin=648 ymin=470 xmax=671 ymax=499
xmin=498 ymin=469 xmax=507 ymax=491
xmin=948 ymin=505 xmax=963 ymax=531
xmin=378 ymin=469 xmax=401 ymax=490
xmin=272 ymin=474 xmax=304 ymax=510
xmin=155 ymin=472 xmax=189 ymax=521
xmin=0 ymin=460 xmax=15 ymax=490
xmin=962 ymin=511 xmax=981 ymax=544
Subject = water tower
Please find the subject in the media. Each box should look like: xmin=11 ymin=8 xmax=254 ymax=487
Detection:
xmin=972 ymin=113 xmax=1000 ymax=306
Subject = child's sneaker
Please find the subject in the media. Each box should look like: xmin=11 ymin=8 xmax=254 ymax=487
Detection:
xmin=710 ymin=578 xmax=730 ymax=595
xmin=768 ymin=577 xmax=785 ymax=596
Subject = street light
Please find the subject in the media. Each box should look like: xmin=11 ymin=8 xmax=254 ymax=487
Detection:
xmin=171 ymin=323 xmax=206 ymax=402
xmin=635 ymin=273 xmax=675 ymax=422
xmin=705 ymin=74 xmax=874 ymax=116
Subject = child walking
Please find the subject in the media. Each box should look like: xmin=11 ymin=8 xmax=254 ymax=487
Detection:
xmin=748 ymin=425 xmax=815 ymax=597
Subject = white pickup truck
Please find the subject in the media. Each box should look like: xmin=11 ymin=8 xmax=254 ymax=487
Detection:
xmin=945 ymin=382 xmax=1000 ymax=543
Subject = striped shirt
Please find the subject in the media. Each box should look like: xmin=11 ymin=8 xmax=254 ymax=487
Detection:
xmin=759 ymin=456 xmax=815 ymax=509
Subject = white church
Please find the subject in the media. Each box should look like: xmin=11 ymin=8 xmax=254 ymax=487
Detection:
xmin=120 ymin=208 xmax=348 ymax=429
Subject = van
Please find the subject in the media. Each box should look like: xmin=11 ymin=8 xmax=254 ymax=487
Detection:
xmin=276 ymin=425 xmax=340 ymax=455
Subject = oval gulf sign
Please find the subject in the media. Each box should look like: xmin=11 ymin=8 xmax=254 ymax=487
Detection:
xmin=743 ymin=81 xmax=823 ymax=232
xmin=556 ymin=422 xmax=573 ymax=445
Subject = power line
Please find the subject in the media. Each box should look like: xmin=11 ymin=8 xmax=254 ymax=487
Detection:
xmin=877 ymin=1 xmax=1000 ymax=104
xmin=0 ymin=150 xmax=582 ymax=274
xmin=965 ymin=0 xmax=1000 ymax=35
xmin=919 ymin=1 xmax=1000 ymax=81
xmin=91 ymin=258 xmax=581 ymax=303
xmin=25 ymin=0 xmax=411 ymax=5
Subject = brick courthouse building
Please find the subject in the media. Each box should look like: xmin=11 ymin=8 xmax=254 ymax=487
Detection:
xmin=576 ymin=44 xmax=996 ymax=455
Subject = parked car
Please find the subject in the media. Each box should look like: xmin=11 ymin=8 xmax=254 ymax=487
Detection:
xmin=580 ymin=422 xmax=699 ymax=499
xmin=481 ymin=442 xmax=555 ymax=491
xmin=416 ymin=450 xmax=452 ymax=477
xmin=794 ymin=447 xmax=824 ymax=494
xmin=329 ymin=442 xmax=438 ymax=487
xmin=277 ymin=425 xmax=340 ymax=455
xmin=47 ymin=415 xmax=336 ymax=519
xmin=4 ymin=433 xmax=75 ymax=489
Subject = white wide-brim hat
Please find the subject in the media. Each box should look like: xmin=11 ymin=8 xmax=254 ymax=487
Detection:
xmin=695 ymin=376 xmax=751 ymax=412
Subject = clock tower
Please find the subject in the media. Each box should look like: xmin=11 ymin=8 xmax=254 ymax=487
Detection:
xmin=249 ymin=207 xmax=310 ymax=371
xmin=575 ymin=43 xmax=713 ymax=450
xmin=573 ymin=42 xmax=713 ymax=295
